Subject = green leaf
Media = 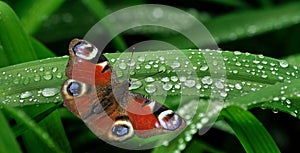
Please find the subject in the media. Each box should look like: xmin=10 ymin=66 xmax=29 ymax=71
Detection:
xmin=14 ymin=0 xmax=65 ymax=35
xmin=0 ymin=1 xmax=37 ymax=67
xmin=221 ymin=106 xmax=280 ymax=153
xmin=2 ymin=105 xmax=63 ymax=153
xmin=22 ymin=110 xmax=71 ymax=153
xmin=283 ymin=53 xmax=300 ymax=66
xmin=13 ymin=103 xmax=60 ymax=136
xmin=30 ymin=37 xmax=56 ymax=58
xmin=155 ymin=1 xmax=300 ymax=48
xmin=0 ymin=110 xmax=22 ymax=153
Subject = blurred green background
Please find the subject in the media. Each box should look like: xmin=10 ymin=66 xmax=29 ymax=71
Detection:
xmin=1 ymin=0 xmax=300 ymax=152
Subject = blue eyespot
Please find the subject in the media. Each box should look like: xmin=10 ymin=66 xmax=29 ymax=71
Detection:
xmin=112 ymin=125 xmax=129 ymax=136
xmin=67 ymin=82 xmax=81 ymax=97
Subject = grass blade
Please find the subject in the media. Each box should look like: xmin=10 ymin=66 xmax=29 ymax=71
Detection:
xmin=14 ymin=0 xmax=65 ymax=35
xmin=0 ymin=1 xmax=37 ymax=67
xmin=0 ymin=110 xmax=22 ymax=153
xmin=221 ymin=106 xmax=280 ymax=153
xmin=2 ymin=105 xmax=63 ymax=153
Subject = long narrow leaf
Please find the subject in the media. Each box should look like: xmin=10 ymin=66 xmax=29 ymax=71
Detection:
xmin=14 ymin=0 xmax=65 ymax=35
xmin=0 ymin=110 xmax=22 ymax=153
xmin=0 ymin=1 xmax=37 ymax=67
xmin=221 ymin=106 xmax=280 ymax=153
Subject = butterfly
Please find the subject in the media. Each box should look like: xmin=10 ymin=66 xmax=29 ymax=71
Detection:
xmin=61 ymin=39 xmax=186 ymax=142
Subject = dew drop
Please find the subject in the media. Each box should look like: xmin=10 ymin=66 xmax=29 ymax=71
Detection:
xmin=279 ymin=60 xmax=289 ymax=68
xmin=257 ymin=65 xmax=263 ymax=69
xmin=196 ymin=84 xmax=201 ymax=89
xmin=43 ymin=72 xmax=53 ymax=80
xmin=145 ymin=77 xmax=155 ymax=82
xmin=235 ymin=62 xmax=241 ymax=66
xmin=159 ymin=66 xmax=166 ymax=72
xmin=145 ymin=84 xmax=156 ymax=94
xmin=235 ymin=83 xmax=242 ymax=90
xmin=199 ymin=65 xmax=208 ymax=71
xmin=145 ymin=65 xmax=151 ymax=69
xmin=20 ymin=91 xmax=33 ymax=99
xmin=34 ymin=74 xmax=41 ymax=82
xmin=42 ymin=88 xmax=59 ymax=97
xmin=23 ymin=77 xmax=30 ymax=85
xmin=201 ymin=76 xmax=212 ymax=85
xmin=171 ymin=61 xmax=180 ymax=69
xmin=170 ymin=76 xmax=178 ymax=82
xmin=178 ymin=143 xmax=186 ymax=151
xmin=161 ymin=77 xmax=170 ymax=82
xmin=214 ymin=81 xmax=224 ymax=89
xmin=56 ymin=72 xmax=63 ymax=79
xmin=162 ymin=141 xmax=169 ymax=146
xmin=233 ymin=51 xmax=242 ymax=55
xmin=162 ymin=83 xmax=173 ymax=91
xmin=119 ymin=62 xmax=127 ymax=70
xmin=129 ymin=80 xmax=142 ymax=90
xmin=52 ymin=67 xmax=58 ymax=72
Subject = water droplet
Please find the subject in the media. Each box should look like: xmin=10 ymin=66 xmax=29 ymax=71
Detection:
xmin=279 ymin=60 xmax=289 ymax=68
xmin=20 ymin=91 xmax=33 ymax=99
xmin=42 ymin=88 xmax=59 ymax=97
xmin=199 ymin=65 xmax=208 ymax=71
xmin=52 ymin=67 xmax=58 ymax=72
xmin=235 ymin=62 xmax=241 ymax=66
xmin=34 ymin=74 xmax=41 ymax=81
xmin=119 ymin=62 xmax=127 ymax=70
xmin=145 ymin=84 xmax=156 ymax=93
xmin=235 ymin=83 xmax=242 ymax=90
xmin=145 ymin=65 xmax=151 ymax=69
xmin=162 ymin=83 xmax=173 ymax=91
xmin=127 ymin=60 xmax=135 ymax=67
xmin=214 ymin=81 xmax=224 ymax=89
xmin=201 ymin=76 xmax=212 ymax=85
xmin=159 ymin=66 xmax=166 ymax=72
xmin=43 ymin=72 xmax=53 ymax=80
xmin=56 ymin=72 xmax=63 ymax=79
xmin=23 ymin=77 xmax=30 ymax=85
xmin=145 ymin=77 xmax=155 ymax=82
xmin=138 ymin=56 xmax=145 ymax=62
xmin=261 ymin=74 xmax=268 ymax=78
xmin=257 ymin=65 xmax=263 ymax=69
xmin=162 ymin=140 xmax=169 ymax=146
xmin=171 ymin=76 xmax=178 ymax=82
xmin=161 ymin=77 xmax=170 ymax=82
xmin=178 ymin=143 xmax=186 ymax=151
xmin=171 ymin=61 xmax=180 ymax=69
xmin=39 ymin=67 xmax=44 ymax=71
xmin=220 ymin=91 xmax=227 ymax=97
xmin=196 ymin=84 xmax=201 ymax=89
xmin=129 ymin=80 xmax=142 ymax=90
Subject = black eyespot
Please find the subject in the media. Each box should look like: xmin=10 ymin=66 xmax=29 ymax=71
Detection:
xmin=67 ymin=82 xmax=81 ymax=97
xmin=112 ymin=125 xmax=129 ymax=136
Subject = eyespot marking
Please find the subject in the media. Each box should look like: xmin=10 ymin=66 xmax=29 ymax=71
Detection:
xmin=73 ymin=41 xmax=98 ymax=60
xmin=158 ymin=110 xmax=181 ymax=131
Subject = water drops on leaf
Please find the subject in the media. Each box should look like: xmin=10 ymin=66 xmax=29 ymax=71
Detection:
xmin=145 ymin=84 xmax=156 ymax=94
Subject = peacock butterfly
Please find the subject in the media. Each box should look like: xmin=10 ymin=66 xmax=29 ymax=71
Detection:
xmin=61 ymin=39 xmax=186 ymax=142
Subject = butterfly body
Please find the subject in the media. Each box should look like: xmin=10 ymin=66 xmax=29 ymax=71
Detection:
xmin=61 ymin=39 xmax=185 ymax=142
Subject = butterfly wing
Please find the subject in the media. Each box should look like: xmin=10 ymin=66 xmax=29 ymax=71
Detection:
xmin=61 ymin=38 xmax=186 ymax=142
xmin=127 ymin=92 xmax=186 ymax=138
